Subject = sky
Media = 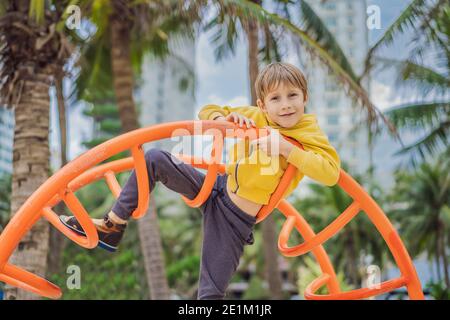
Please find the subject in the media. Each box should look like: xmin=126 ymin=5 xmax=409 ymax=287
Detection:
xmin=54 ymin=0 xmax=415 ymax=163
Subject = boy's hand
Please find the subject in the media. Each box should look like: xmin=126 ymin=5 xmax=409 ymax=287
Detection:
xmin=250 ymin=127 xmax=294 ymax=158
xmin=214 ymin=112 xmax=256 ymax=129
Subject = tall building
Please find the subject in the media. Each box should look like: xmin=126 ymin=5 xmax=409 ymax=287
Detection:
xmin=0 ymin=107 xmax=14 ymax=175
xmin=300 ymin=0 xmax=370 ymax=175
xmin=138 ymin=38 xmax=196 ymax=152
xmin=137 ymin=38 xmax=197 ymax=208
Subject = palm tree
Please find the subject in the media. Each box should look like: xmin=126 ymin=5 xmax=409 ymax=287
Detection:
xmin=389 ymin=153 xmax=450 ymax=289
xmin=82 ymin=0 xmax=202 ymax=133
xmin=0 ymin=0 xmax=73 ymax=299
xmin=46 ymin=74 xmax=70 ymax=276
xmin=364 ymin=0 xmax=450 ymax=165
xmin=74 ymin=0 xmax=204 ymax=299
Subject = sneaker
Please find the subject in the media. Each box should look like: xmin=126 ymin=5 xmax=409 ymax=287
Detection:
xmin=59 ymin=214 xmax=127 ymax=252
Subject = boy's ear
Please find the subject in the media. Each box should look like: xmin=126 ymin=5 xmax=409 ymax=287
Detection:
xmin=256 ymin=98 xmax=266 ymax=112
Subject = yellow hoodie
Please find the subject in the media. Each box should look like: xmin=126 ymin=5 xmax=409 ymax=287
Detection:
xmin=198 ymin=104 xmax=341 ymax=205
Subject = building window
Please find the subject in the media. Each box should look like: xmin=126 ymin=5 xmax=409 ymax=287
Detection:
xmin=158 ymin=69 xmax=165 ymax=81
xmin=326 ymin=99 xmax=336 ymax=108
xmin=325 ymin=17 xmax=337 ymax=28
xmin=323 ymin=2 xmax=336 ymax=10
xmin=325 ymin=82 xmax=338 ymax=92
xmin=157 ymin=99 xmax=163 ymax=110
xmin=348 ymin=17 xmax=353 ymax=26
xmin=328 ymin=132 xmax=339 ymax=143
xmin=327 ymin=115 xmax=339 ymax=125
xmin=157 ymin=84 xmax=164 ymax=96
xmin=347 ymin=1 xmax=353 ymax=10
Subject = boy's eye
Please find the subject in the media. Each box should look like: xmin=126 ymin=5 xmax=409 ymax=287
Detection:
xmin=271 ymin=96 xmax=279 ymax=101
xmin=289 ymin=93 xmax=298 ymax=97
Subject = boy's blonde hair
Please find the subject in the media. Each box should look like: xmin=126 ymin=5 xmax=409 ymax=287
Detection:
xmin=255 ymin=62 xmax=308 ymax=102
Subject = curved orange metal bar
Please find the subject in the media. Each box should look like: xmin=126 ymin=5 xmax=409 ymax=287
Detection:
xmin=278 ymin=201 xmax=361 ymax=257
xmin=130 ymin=145 xmax=150 ymax=218
xmin=0 ymin=120 xmax=424 ymax=300
xmin=304 ymin=273 xmax=407 ymax=300
xmin=181 ymin=131 xmax=224 ymax=207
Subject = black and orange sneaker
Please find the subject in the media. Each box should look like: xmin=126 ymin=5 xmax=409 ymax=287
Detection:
xmin=59 ymin=214 xmax=127 ymax=252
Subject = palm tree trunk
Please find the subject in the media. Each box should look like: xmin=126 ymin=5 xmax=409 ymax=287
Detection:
xmin=47 ymin=73 xmax=67 ymax=276
xmin=4 ymin=70 xmax=52 ymax=299
xmin=367 ymin=129 xmax=374 ymax=181
xmin=345 ymin=230 xmax=359 ymax=286
xmin=261 ymin=216 xmax=284 ymax=298
xmin=438 ymin=220 xmax=450 ymax=289
xmin=247 ymin=19 xmax=259 ymax=107
xmin=435 ymin=232 xmax=442 ymax=282
xmin=245 ymin=7 xmax=284 ymax=299
xmin=55 ymin=73 xmax=67 ymax=166
xmin=138 ymin=200 xmax=170 ymax=299
xmin=110 ymin=9 xmax=169 ymax=299
xmin=110 ymin=15 xmax=139 ymax=134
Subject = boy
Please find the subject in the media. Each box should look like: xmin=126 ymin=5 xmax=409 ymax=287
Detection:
xmin=60 ymin=62 xmax=340 ymax=299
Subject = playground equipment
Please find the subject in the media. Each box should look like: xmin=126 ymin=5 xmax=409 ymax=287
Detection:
xmin=0 ymin=120 xmax=425 ymax=299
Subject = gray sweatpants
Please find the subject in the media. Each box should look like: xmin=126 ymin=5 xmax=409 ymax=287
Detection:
xmin=111 ymin=148 xmax=257 ymax=299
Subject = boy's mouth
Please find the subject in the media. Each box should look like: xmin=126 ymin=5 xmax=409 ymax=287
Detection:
xmin=279 ymin=112 xmax=296 ymax=117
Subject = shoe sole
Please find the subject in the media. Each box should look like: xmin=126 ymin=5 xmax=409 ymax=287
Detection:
xmin=59 ymin=216 xmax=118 ymax=252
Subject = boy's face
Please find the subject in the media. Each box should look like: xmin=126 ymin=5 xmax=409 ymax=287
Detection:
xmin=257 ymin=82 xmax=307 ymax=128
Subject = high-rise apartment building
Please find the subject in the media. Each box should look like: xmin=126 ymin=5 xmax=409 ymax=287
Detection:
xmin=138 ymin=38 xmax=196 ymax=152
xmin=0 ymin=107 xmax=14 ymax=175
xmin=301 ymin=0 xmax=370 ymax=175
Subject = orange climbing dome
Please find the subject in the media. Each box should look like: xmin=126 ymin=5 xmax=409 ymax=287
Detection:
xmin=0 ymin=120 xmax=424 ymax=299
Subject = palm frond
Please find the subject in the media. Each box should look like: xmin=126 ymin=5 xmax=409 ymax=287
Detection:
xmin=0 ymin=1 xmax=7 ymax=16
xmin=385 ymin=101 xmax=450 ymax=131
xmin=374 ymin=57 xmax=450 ymax=98
xmin=400 ymin=60 xmax=450 ymax=97
xmin=0 ymin=1 xmax=73 ymax=107
xmin=87 ymin=0 xmax=112 ymax=38
xmin=129 ymin=0 xmax=201 ymax=75
xmin=394 ymin=120 xmax=450 ymax=164
xmin=204 ymin=10 xmax=240 ymax=62
xmin=364 ymin=0 xmax=450 ymax=79
xmin=29 ymin=0 xmax=45 ymax=23
xmin=73 ymin=0 xmax=201 ymax=102
xmin=221 ymin=0 xmax=387 ymax=132
xmin=414 ymin=0 xmax=450 ymax=58
xmin=71 ymin=35 xmax=113 ymax=102
xmin=364 ymin=0 xmax=428 ymax=75
xmin=259 ymin=22 xmax=283 ymax=63
xmin=170 ymin=52 xmax=196 ymax=94
xmin=390 ymin=157 xmax=450 ymax=260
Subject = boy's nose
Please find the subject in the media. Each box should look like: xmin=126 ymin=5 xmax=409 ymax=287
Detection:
xmin=281 ymin=104 xmax=294 ymax=112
